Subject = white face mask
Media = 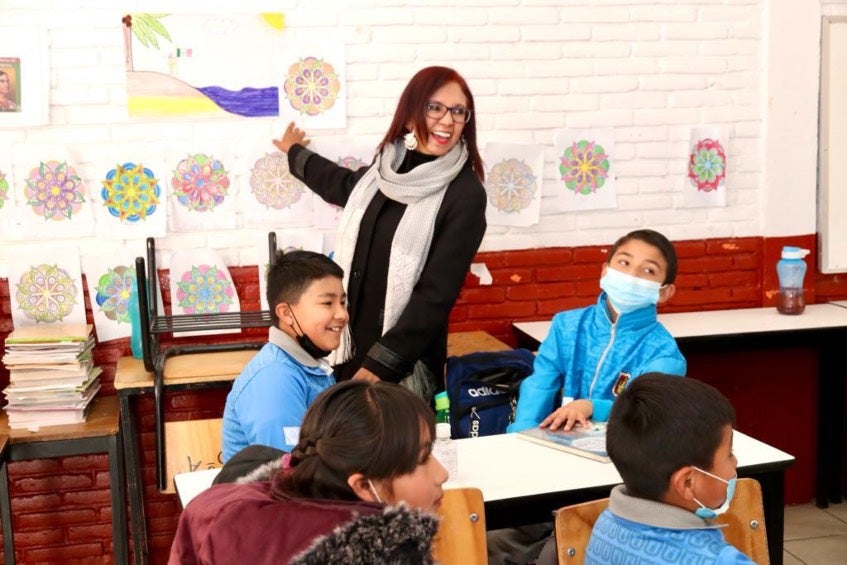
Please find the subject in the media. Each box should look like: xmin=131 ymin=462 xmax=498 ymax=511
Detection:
xmin=367 ymin=478 xmax=383 ymax=504
xmin=599 ymin=268 xmax=662 ymax=315
xmin=692 ymin=466 xmax=737 ymax=519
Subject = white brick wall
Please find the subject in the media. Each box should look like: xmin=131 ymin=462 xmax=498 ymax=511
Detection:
xmin=0 ymin=0 xmax=826 ymax=277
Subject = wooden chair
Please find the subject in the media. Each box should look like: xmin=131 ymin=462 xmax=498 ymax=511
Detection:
xmin=554 ymin=478 xmax=769 ymax=565
xmin=163 ymin=418 xmax=223 ymax=494
xmin=432 ymin=487 xmax=487 ymax=565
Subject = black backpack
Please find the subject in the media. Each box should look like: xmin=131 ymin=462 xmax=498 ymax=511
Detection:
xmin=445 ymin=349 xmax=536 ymax=438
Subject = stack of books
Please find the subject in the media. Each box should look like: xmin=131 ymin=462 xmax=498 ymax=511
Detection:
xmin=2 ymin=324 xmax=101 ymax=429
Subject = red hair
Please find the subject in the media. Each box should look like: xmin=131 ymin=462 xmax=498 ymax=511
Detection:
xmin=377 ymin=66 xmax=484 ymax=182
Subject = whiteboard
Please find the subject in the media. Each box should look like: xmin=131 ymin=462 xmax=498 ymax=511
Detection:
xmin=819 ymin=17 xmax=847 ymax=273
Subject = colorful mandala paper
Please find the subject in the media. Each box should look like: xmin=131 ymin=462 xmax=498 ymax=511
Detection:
xmin=15 ymin=263 xmax=78 ymax=323
xmin=249 ymin=152 xmax=305 ymax=210
xmin=337 ymin=156 xmax=368 ymax=171
xmin=171 ymin=153 xmax=231 ymax=212
xmin=688 ymin=138 xmax=726 ymax=192
xmin=24 ymin=160 xmax=86 ymax=220
xmin=94 ymin=265 xmax=134 ymax=323
xmin=0 ymin=169 xmax=8 ymax=210
xmin=175 ymin=264 xmax=235 ymax=315
xmin=283 ymin=56 xmax=341 ymax=116
xmin=559 ymin=140 xmax=610 ymax=195
xmin=101 ymin=162 xmax=161 ymax=222
xmin=487 ymin=158 xmax=537 ymax=213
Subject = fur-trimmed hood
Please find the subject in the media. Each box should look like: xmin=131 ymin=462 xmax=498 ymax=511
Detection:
xmin=292 ymin=503 xmax=438 ymax=564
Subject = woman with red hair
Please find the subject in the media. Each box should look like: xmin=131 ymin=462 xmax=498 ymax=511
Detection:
xmin=273 ymin=66 xmax=487 ymax=398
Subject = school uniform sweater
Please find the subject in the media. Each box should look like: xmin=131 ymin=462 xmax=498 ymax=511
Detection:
xmin=586 ymin=485 xmax=755 ymax=564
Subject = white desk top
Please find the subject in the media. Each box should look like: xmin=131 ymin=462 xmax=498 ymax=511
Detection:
xmin=447 ymin=430 xmax=793 ymax=502
xmin=172 ymin=431 xmax=792 ymax=508
xmin=514 ymin=303 xmax=847 ymax=345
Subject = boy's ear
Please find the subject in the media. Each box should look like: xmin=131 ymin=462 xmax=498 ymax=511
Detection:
xmin=668 ymin=466 xmax=697 ymax=502
xmin=658 ymin=283 xmax=676 ymax=304
xmin=347 ymin=473 xmax=379 ymax=503
xmin=275 ymin=302 xmax=293 ymax=326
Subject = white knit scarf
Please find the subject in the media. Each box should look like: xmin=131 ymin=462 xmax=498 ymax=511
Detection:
xmin=330 ymin=139 xmax=468 ymax=365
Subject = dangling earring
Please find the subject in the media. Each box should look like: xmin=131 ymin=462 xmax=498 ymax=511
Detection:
xmin=403 ymin=131 xmax=418 ymax=151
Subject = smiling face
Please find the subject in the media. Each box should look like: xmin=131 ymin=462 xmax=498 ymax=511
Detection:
xmin=408 ymin=81 xmax=467 ymax=157
xmin=277 ymin=275 xmax=348 ymax=352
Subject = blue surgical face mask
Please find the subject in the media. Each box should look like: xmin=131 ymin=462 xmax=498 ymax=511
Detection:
xmin=692 ymin=466 xmax=737 ymax=519
xmin=599 ymin=267 xmax=662 ymax=315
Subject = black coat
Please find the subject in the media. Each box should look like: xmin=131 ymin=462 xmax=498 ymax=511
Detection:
xmin=289 ymin=144 xmax=487 ymax=388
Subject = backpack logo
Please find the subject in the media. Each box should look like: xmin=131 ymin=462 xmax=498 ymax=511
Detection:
xmin=467 ymin=386 xmax=507 ymax=398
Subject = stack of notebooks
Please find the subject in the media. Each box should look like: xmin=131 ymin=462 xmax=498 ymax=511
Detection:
xmin=2 ymin=324 xmax=101 ymax=429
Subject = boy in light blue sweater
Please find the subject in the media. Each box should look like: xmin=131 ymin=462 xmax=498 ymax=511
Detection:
xmin=221 ymin=250 xmax=348 ymax=461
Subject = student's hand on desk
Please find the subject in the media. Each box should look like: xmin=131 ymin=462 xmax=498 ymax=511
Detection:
xmin=351 ymin=368 xmax=380 ymax=383
xmin=540 ymin=399 xmax=593 ymax=431
xmin=272 ymin=122 xmax=310 ymax=153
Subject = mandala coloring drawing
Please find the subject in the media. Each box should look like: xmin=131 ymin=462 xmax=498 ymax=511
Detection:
xmin=101 ymin=162 xmax=161 ymax=222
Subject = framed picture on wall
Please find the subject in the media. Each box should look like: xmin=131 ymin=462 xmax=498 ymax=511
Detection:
xmin=0 ymin=26 xmax=49 ymax=128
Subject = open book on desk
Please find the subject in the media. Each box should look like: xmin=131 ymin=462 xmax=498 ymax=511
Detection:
xmin=516 ymin=422 xmax=611 ymax=463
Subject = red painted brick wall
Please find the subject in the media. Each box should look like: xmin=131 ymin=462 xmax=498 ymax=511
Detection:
xmin=1 ymin=233 xmax=846 ymax=562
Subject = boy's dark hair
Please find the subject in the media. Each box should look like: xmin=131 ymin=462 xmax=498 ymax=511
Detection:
xmin=608 ymin=229 xmax=678 ymax=284
xmin=606 ymin=373 xmax=735 ymax=502
xmin=266 ymin=250 xmax=343 ymax=325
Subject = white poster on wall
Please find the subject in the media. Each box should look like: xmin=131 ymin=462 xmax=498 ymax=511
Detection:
xmin=554 ymin=128 xmax=617 ymax=212
xmin=483 ymin=142 xmax=545 ymax=227
xmin=683 ymin=125 xmax=728 ymax=208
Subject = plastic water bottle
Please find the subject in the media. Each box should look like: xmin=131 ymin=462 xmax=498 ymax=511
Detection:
xmin=432 ymin=422 xmax=458 ymax=480
xmin=128 ymin=278 xmax=144 ymax=359
xmin=776 ymin=246 xmax=810 ymax=315
xmin=434 ymin=391 xmax=450 ymax=426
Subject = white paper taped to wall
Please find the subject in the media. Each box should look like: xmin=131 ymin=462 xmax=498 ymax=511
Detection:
xmin=470 ymin=262 xmax=492 ymax=285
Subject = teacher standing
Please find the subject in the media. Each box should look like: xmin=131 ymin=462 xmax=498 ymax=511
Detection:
xmin=273 ymin=66 xmax=487 ymax=397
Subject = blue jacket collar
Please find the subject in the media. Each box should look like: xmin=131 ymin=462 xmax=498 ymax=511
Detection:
xmin=594 ymin=291 xmax=659 ymax=331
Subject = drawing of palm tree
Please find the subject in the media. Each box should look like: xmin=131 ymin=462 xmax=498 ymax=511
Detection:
xmin=122 ymin=13 xmax=173 ymax=71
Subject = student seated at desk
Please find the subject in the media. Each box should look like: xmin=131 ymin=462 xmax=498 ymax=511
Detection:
xmin=170 ymin=380 xmax=447 ymax=564
xmin=508 ymin=229 xmax=686 ymax=433
xmin=221 ymin=250 xmax=348 ymax=462
xmin=582 ymin=373 xmax=754 ymax=564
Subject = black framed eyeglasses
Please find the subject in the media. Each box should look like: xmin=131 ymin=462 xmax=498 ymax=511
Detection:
xmin=425 ymin=101 xmax=472 ymax=124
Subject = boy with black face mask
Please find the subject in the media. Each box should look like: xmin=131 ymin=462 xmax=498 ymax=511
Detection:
xmin=508 ymin=229 xmax=686 ymax=433
xmin=222 ymin=250 xmax=348 ymax=462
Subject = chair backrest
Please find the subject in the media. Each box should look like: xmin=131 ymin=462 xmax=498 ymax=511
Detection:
xmin=163 ymin=418 xmax=223 ymax=494
xmin=554 ymin=478 xmax=769 ymax=565
xmin=554 ymin=497 xmax=609 ymax=564
xmin=716 ymin=478 xmax=770 ymax=564
xmin=432 ymin=487 xmax=487 ymax=565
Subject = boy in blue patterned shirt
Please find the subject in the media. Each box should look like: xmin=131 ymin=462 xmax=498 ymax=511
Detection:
xmin=585 ymin=373 xmax=754 ymax=564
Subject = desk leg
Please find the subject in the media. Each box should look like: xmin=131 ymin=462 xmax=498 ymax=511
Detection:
xmin=756 ymin=470 xmax=785 ymax=565
xmin=817 ymin=333 xmax=846 ymax=508
xmin=1 ymin=459 xmax=14 ymax=564
xmin=109 ymin=429 xmax=129 ymax=565
xmin=120 ymin=394 xmax=148 ymax=565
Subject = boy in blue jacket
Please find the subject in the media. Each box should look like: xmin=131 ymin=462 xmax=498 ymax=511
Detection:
xmin=509 ymin=229 xmax=686 ymax=433
xmin=221 ymin=250 xmax=349 ymax=461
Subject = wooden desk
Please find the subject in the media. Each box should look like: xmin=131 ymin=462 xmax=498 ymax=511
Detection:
xmin=513 ymin=303 xmax=847 ymax=509
xmin=0 ymin=396 xmax=127 ymax=564
xmin=0 ymin=434 xmax=13 ymax=564
xmin=451 ymin=430 xmax=793 ymax=565
xmin=447 ymin=330 xmax=511 ymax=356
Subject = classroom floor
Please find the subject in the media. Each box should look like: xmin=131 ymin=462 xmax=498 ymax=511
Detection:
xmin=783 ymin=501 xmax=847 ymax=563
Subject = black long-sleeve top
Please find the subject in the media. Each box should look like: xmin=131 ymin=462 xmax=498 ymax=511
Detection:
xmin=288 ymin=144 xmax=487 ymax=388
